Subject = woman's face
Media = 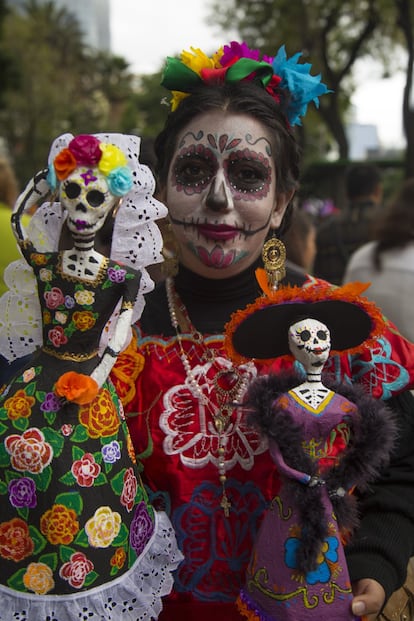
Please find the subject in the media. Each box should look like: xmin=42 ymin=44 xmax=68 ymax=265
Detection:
xmin=160 ymin=110 xmax=293 ymax=279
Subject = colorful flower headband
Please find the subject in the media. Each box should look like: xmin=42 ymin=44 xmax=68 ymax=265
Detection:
xmin=161 ymin=41 xmax=330 ymax=126
xmin=47 ymin=134 xmax=133 ymax=197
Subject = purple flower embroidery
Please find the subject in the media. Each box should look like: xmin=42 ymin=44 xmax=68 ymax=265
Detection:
xmin=129 ymin=502 xmax=154 ymax=556
xmin=65 ymin=295 xmax=75 ymax=309
xmin=102 ymin=440 xmax=121 ymax=463
xmin=107 ymin=266 xmax=126 ymax=283
xmin=8 ymin=477 xmax=37 ymax=508
xmin=41 ymin=392 xmax=62 ymax=412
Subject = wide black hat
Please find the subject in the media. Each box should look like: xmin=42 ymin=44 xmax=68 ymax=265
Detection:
xmin=225 ymin=271 xmax=385 ymax=364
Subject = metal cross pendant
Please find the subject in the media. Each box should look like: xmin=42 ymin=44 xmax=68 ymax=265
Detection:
xmin=220 ymin=492 xmax=231 ymax=517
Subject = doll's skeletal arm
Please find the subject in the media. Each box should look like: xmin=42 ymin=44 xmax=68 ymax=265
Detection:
xmin=90 ymin=305 xmax=133 ymax=388
xmin=11 ymin=168 xmax=51 ymax=242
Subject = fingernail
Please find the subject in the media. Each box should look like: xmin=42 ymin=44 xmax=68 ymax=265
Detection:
xmin=352 ymin=601 xmax=366 ymax=615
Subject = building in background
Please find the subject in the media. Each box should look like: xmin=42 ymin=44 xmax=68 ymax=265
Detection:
xmin=8 ymin=0 xmax=111 ymax=51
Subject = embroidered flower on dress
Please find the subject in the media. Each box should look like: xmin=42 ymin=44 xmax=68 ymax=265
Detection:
xmin=102 ymin=440 xmax=121 ymax=463
xmin=4 ymin=389 xmax=36 ymax=420
xmin=120 ymin=467 xmax=138 ymax=512
xmin=23 ymin=562 xmax=55 ymax=594
xmin=85 ymin=506 xmax=121 ymax=547
xmin=5 ymin=427 xmax=53 ymax=473
xmin=129 ymin=502 xmax=154 ymax=555
xmin=8 ymin=477 xmax=37 ymax=509
xmin=40 ymin=503 xmax=79 ymax=545
xmin=74 ymin=289 xmax=95 ymax=306
xmin=59 ymin=551 xmax=94 ymax=588
xmin=71 ymin=452 xmax=101 ymax=487
xmin=40 ymin=391 xmax=62 ymax=412
xmin=22 ymin=367 xmax=36 ymax=383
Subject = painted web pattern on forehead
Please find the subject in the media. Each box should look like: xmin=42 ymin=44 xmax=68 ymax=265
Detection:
xmin=0 ymin=133 xmax=167 ymax=362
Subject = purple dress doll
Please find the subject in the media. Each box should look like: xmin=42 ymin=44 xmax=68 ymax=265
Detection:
xmin=225 ymin=277 xmax=397 ymax=621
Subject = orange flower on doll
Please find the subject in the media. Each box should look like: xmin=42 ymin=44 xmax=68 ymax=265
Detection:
xmin=55 ymin=371 xmax=98 ymax=405
xmin=53 ymin=148 xmax=77 ymax=180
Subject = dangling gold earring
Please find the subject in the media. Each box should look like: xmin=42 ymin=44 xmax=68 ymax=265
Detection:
xmin=262 ymin=232 xmax=286 ymax=291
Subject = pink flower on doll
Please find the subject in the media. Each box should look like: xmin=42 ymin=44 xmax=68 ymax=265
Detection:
xmin=44 ymin=287 xmax=65 ymax=310
xmin=68 ymin=134 xmax=102 ymax=167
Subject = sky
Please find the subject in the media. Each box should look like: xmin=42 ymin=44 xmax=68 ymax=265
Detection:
xmin=109 ymin=0 xmax=406 ymax=149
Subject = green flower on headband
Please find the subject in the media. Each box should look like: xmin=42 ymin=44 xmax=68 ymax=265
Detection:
xmin=161 ymin=41 xmax=329 ymax=126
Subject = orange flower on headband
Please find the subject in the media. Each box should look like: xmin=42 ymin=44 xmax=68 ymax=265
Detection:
xmin=54 ymin=148 xmax=77 ymax=181
xmin=55 ymin=371 xmax=99 ymax=405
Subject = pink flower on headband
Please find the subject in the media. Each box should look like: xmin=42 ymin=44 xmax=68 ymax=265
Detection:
xmin=68 ymin=135 xmax=102 ymax=167
xmin=221 ymin=41 xmax=262 ymax=64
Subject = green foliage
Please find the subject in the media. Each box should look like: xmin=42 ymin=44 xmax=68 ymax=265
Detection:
xmin=0 ymin=0 xmax=136 ymax=183
xmin=121 ymin=70 xmax=169 ymax=138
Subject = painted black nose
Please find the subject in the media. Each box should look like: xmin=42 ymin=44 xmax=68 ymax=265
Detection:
xmin=76 ymin=202 xmax=87 ymax=213
xmin=205 ymin=178 xmax=229 ymax=212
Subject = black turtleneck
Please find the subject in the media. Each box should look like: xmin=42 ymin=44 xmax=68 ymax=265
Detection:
xmin=140 ymin=261 xmax=307 ymax=335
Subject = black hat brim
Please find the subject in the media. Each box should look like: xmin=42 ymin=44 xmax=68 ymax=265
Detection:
xmin=231 ymin=299 xmax=373 ymax=360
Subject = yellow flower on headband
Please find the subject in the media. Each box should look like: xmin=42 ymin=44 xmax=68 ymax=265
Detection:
xmin=98 ymin=143 xmax=127 ymax=175
xmin=170 ymin=90 xmax=189 ymax=112
xmin=180 ymin=46 xmax=218 ymax=75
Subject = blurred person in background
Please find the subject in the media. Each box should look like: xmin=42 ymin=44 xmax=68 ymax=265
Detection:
xmin=344 ymin=178 xmax=414 ymax=343
xmin=282 ymin=205 xmax=317 ymax=276
xmin=314 ymin=163 xmax=383 ymax=284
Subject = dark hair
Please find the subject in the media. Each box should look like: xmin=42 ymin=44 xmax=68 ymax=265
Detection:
xmin=154 ymin=81 xmax=301 ymax=200
xmin=345 ymin=163 xmax=382 ymax=200
xmin=373 ymin=177 xmax=414 ymax=269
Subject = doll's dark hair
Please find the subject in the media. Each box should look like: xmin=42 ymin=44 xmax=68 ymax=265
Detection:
xmin=154 ymin=81 xmax=301 ymax=202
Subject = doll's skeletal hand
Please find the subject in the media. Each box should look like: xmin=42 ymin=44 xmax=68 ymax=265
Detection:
xmin=30 ymin=168 xmax=51 ymax=202
xmin=12 ymin=168 xmax=51 ymax=217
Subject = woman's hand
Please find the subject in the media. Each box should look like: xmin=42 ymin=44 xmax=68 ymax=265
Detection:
xmin=352 ymin=578 xmax=385 ymax=619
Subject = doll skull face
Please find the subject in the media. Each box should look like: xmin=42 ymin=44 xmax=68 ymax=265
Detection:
xmin=60 ymin=167 xmax=117 ymax=235
xmin=288 ymin=317 xmax=331 ymax=370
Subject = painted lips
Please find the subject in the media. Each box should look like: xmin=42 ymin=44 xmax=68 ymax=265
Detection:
xmin=196 ymin=224 xmax=240 ymax=241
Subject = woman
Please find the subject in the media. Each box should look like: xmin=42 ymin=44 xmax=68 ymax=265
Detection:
xmin=110 ymin=42 xmax=414 ymax=621
xmin=0 ymin=133 xmax=181 ymax=620
xmin=343 ymin=178 xmax=414 ymax=342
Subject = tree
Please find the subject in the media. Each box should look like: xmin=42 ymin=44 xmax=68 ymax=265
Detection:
xmin=0 ymin=1 xmax=136 ymax=183
xmin=207 ymin=0 xmax=400 ymax=159
xmin=396 ymin=0 xmax=414 ymax=176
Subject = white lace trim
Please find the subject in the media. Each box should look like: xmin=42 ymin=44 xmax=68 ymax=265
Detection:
xmin=0 ymin=511 xmax=183 ymax=621
xmin=0 ymin=133 xmax=167 ymax=362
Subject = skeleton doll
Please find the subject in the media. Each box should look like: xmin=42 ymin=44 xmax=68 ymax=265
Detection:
xmin=225 ymin=279 xmax=397 ymax=621
xmin=0 ymin=134 xmax=181 ymax=620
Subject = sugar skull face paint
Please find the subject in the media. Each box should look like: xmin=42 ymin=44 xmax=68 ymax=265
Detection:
xmin=163 ymin=110 xmax=292 ymax=278
xmin=288 ymin=318 xmax=331 ymax=371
